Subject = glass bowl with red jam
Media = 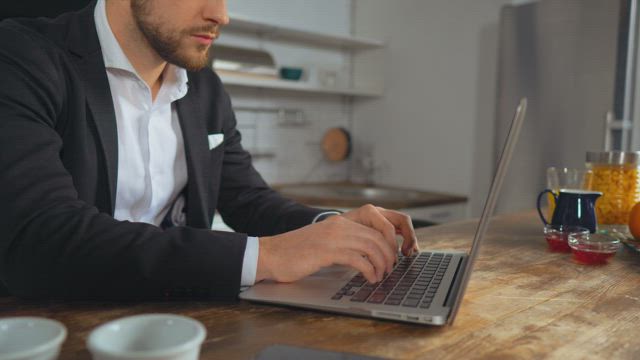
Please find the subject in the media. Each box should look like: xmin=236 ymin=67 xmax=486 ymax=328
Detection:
xmin=544 ymin=225 xmax=589 ymax=252
xmin=568 ymin=231 xmax=621 ymax=264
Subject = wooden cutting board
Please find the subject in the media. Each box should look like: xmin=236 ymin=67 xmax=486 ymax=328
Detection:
xmin=321 ymin=127 xmax=351 ymax=162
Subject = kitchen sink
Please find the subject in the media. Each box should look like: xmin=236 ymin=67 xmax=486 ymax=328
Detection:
xmin=274 ymin=182 xmax=467 ymax=210
xmin=278 ymin=184 xmax=423 ymax=203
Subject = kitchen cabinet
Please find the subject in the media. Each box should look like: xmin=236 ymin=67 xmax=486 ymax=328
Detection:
xmin=322 ymin=204 xmax=468 ymax=227
xmin=273 ymin=182 xmax=468 ymax=226
xmin=211 ymin=202 xmax=467 ymax=232
xmin=211 ymin=182 xmax=468 ymax=232
xmin=401 ymin=203 xmax=468 ymax=225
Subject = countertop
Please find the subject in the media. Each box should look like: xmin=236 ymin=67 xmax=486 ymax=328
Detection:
xmin=272 ymin=182 xmax=468 ymax=209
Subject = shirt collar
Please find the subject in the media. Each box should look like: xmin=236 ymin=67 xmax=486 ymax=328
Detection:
xmin=93 ymin=0 xmax=189 ymax=94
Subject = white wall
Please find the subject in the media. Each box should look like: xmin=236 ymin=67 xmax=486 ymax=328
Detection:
xmin=227 ymin=0 xmax=352 ymax=36
xmin=221 ymin=0 xmax=517 ymax=218
xmin=219 ymin=0 xmax=354 ymax=185
xmin=352 ymin=0 xmax=511 ymax=216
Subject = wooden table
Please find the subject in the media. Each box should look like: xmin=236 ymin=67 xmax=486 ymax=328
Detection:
xmin=3 ymin=212 xmax=640 ymax=359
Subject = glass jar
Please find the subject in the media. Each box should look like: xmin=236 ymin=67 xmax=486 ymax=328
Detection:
xmin=585 ymin=151 xmax=640 ymax=231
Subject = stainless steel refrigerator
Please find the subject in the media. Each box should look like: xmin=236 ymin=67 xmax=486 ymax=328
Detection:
xmin=494 ymin=0 xmax=636 ymax=213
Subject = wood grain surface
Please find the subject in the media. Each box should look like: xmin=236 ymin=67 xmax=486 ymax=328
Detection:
xmin=2 ymin=211 xmax=640 ymax=359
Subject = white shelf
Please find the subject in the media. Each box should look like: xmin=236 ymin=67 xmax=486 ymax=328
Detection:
xmin=220 ymin=74 xmax=382 ymax=97
xmin=227 ymin=12 xmax=384 ymax=50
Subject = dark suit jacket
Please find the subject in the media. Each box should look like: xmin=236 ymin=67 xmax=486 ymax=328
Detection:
xmin=0 ymin=2 xmax=324 ymax=300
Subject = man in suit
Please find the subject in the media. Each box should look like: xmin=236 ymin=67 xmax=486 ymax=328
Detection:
xmin=0 ymin=0 xmax=419 ymax=300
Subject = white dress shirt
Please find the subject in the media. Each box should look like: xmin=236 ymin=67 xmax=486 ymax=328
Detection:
xmin=93 ymin=0 xmax=258 ymax=286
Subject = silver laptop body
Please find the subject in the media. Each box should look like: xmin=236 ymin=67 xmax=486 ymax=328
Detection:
xmin=240 ymin=99 xmax=527 ymax=326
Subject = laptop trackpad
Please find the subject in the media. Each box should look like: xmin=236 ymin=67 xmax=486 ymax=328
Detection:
xmin=240 ymin=265 xmax=355 ymax=304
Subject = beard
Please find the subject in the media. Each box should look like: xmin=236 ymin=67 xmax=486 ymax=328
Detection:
xmin=130 ymin=0 xmax=217 ymax=71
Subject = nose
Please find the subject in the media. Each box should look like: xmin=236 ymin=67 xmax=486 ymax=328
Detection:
xmin=204 ymin=0 xmax=230 ymax=26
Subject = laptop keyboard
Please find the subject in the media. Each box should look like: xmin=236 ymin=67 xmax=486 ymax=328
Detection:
xmin=331 ymin=252 xmax=452 ymax=309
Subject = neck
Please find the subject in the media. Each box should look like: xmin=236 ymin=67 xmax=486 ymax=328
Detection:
xmin=105 ymin=0 xmax=165 ymax=98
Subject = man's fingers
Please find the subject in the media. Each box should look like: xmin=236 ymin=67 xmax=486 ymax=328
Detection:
xmin=350 ymin=234 xmax=388 ymax=281
xmin=360 ymin=204 xmax=399 ymax=256
xmin=334 ymin=250 xmax=378 ymax=284
xmin=345 ymin=220 xmax=398 ymax=275
xmin=330 ymin=216 xmax=391 ymax=280
xmin=377 ymin=207 xmax=420 ymax=255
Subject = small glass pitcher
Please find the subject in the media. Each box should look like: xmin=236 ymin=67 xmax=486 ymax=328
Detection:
xmin=537 ymin=189 xmax=602 ymax=233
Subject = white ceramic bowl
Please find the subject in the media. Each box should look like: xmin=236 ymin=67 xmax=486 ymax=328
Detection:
xmin=87 ymin=314 xmax=206 ymax=360
xmin=0 ymin=317 xmax=67 ymax=360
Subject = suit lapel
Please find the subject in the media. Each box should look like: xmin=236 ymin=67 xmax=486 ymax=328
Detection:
xmin=67 ymin=1 xmax=118 ymax=214
xmin=64 ymin=1 xmax=210 ymax=224
xmin=176 ymin=84 xmax=211 ymax=228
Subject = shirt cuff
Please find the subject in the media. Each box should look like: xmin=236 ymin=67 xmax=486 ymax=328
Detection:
xmin=312 ymin=211 xmax=342 ymax=223
xmin=241 ymin=236 xmax=259 ymax=286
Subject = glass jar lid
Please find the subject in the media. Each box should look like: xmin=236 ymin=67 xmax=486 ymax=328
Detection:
xmin=586 ymin=151 xmax=640 ymax=165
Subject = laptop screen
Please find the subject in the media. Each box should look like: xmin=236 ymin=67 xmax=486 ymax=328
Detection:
xmin=447 ymin=98 xmax=528 ymax=324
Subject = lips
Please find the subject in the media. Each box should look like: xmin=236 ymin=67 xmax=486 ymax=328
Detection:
xmin=194 ymin=34 xmax=212 ymax=39
xmin=192 ymin=31 xmax=219 ymax=40
xmin=191 ymin=33 xmax=217 ymax=46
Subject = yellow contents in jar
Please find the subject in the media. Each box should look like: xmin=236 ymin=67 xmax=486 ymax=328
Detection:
xmin=590 ymin=165 xmax=640 ymax=225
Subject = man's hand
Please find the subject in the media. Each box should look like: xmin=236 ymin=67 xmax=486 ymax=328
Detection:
xmin=342 ymin=205 xmax=420 ymax=256
xmin=256 ymin=204 xmax=419 ymax=284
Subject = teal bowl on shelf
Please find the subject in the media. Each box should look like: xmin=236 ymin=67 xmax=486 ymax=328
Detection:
xmin=279 ymin=67 xmax=304 ymax=81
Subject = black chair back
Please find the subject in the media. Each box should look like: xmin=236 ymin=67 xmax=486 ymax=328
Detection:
xmin=2 ymin=1 xmax=92 ymax=20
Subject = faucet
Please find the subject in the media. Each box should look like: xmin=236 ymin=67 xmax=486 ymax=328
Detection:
xmin=360 ymin=155 xmax=377 ymax=185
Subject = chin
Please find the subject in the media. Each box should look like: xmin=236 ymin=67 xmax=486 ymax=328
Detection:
xmin=172 ymin=50 xmax=210 ymax=71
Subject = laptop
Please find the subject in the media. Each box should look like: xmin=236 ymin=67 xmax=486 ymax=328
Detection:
xmin=240 ymin=99 xmax=528 ymax=326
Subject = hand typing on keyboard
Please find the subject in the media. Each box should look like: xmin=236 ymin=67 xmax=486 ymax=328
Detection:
xmin=331 ymin=252 xmax=452 ymax=309
xmin=256 ymin=205 xmax=419 ymax=284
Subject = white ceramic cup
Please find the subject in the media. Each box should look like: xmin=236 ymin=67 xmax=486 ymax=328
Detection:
xmin=87 ymin=314 xmax=206 ymax=360
xmin=0 ymin=317 xmax=67 ymax=360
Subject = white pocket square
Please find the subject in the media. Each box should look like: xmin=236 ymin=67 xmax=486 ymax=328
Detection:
xmin=208 ymin=133 xmax=224 ymax=150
